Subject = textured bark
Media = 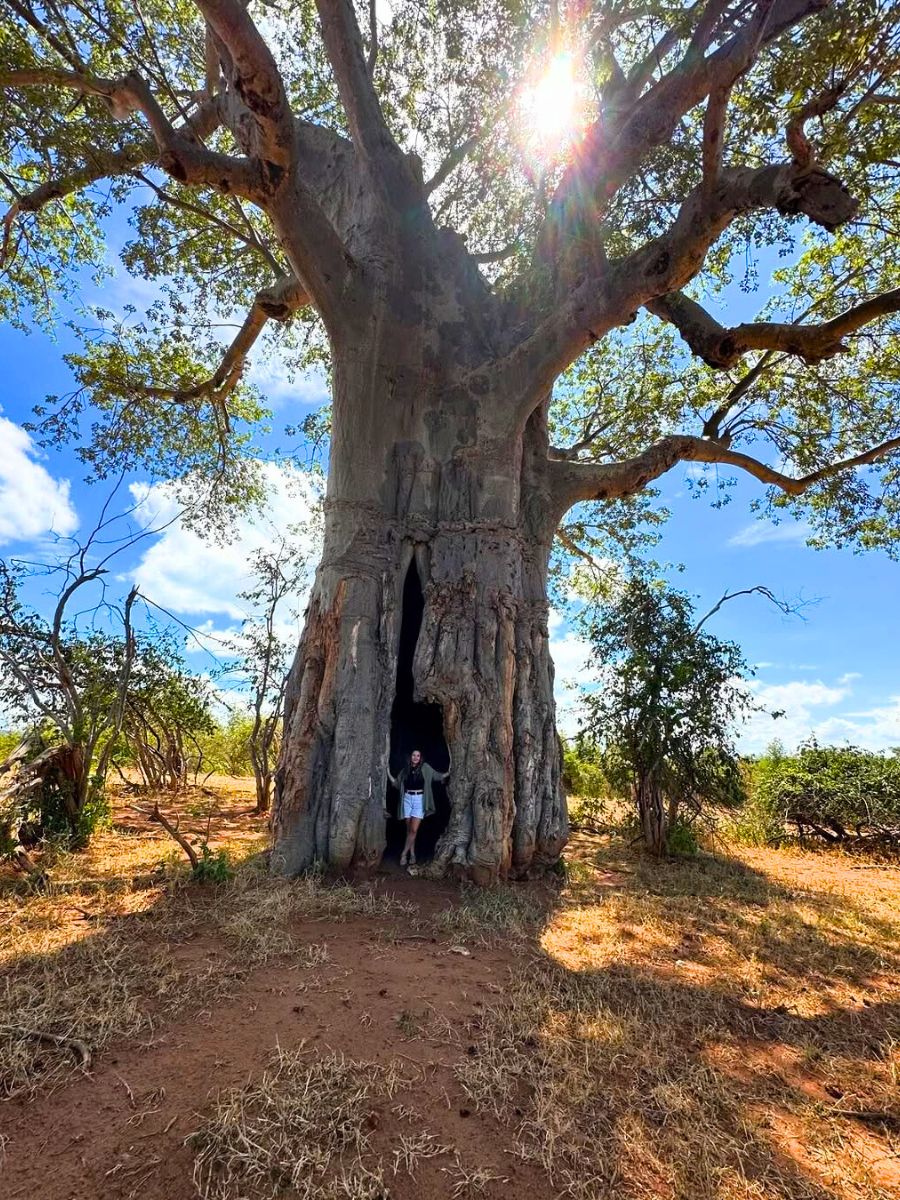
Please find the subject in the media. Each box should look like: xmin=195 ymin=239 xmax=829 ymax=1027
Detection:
xmin=273 ymin=316 xmax=568 ymax=882
xmin=634 ymin=773 xmax=667 ymax=858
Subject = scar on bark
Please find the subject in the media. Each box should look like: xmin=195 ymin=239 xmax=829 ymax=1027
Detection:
xmin=384 ymin=556 xmax=451 ymax=863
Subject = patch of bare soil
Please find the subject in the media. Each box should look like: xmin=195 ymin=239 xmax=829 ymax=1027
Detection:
xmin=1 ymin=877 xmax=546 ymax=1199
xmin=3 ymin=791 xmax=900 ymax=1200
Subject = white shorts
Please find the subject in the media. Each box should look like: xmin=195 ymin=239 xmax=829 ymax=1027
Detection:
xmin=402 ymin=792 xmax=425 ymax=819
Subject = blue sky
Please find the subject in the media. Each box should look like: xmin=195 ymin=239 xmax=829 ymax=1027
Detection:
xmin=1 ymin=234 xmax=898 ymax=753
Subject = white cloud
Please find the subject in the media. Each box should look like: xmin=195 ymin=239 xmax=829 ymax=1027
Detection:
xmin=548 ymin=609 xmax=596 ymax=738
xmin=813 ymin=698 xmax=900 ymax=751
xmin=736 ymin=674 xmax=900 ymax=754
xmin=129 ymin=462 xmax=322 ymax=622
xmin=728 ymin=519 xmax=812 ymax=548
xmin=0 ymin=415 xmax=78 ymax=545
xmin=246 ymin=356 xmax=329 ymax=409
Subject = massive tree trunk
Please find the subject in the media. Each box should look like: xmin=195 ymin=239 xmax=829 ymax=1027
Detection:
xmin=273 ymin=306 xmax=568 ymax=883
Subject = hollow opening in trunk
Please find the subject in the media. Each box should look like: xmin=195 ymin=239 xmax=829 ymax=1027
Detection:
xmin=384 ymin=556 xmax=450 ymax=865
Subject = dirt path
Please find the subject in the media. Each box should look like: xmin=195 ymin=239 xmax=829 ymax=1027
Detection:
xmin=1 ymin=876 xmax=548 ymax=1200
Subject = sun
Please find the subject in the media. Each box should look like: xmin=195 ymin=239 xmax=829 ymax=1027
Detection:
xmin=519 ymin=52 xmax=585 ymax=165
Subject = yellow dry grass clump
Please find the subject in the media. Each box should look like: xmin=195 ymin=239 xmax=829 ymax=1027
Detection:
xmin=3 ymin=778 xmax=899 ymax=1200
xmin=457 ymin=834 xmax=900 ymax=1200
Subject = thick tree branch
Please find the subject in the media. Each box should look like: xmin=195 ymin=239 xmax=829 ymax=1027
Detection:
xmin=366 ymin=0 xmax=378 ymax=76
xmin=425 ymin=133 xmax=481 ymax=196
xmin=541 ymin=0 xmax=822 ymax=248
xmin=701 ymin=84 xmax=731 ymax=194
xmin=120 ymin=274 xmax=309 ymax=421
xmin=648 ymin=286 xmax=900 ymax=368
xmin=786 ymin=80 xmax=846 ymax=168
xmin=192 ymin=0 xmax=294 ymax=169
xmin=0 ymin=96 xmax=225 ymax=268
xmin=493 ymin=155 xmax=858 ymax=430
xmin=0 ymin=68 xmax=262 ymax=198
xmin=314 ymin=0 xmax=409 ymax=192
xmin=549 ymin=432 xmax=900 ymax=515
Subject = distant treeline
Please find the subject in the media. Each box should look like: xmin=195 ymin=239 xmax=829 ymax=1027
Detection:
xmin=564 ymin=736 xmax=900 ymax=853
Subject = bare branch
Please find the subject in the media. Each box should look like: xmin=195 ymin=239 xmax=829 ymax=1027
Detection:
xmin=549 ymin=432 xmax=900 ymax=516
xmin=150 ymin=802 xmax=199 ymax=870
xmin=94 ymin=586 xmax=139 ymax=782
xmin=541 ymin=0 xmax=804 ymax=246
xmin=471 ymin=239 xmax=520 ymax=265
xmin=648 ymin=286 xmax=900 ymax=368
xmin=693 ymin=586 xmax=798 ymax=633
xmin=687 ymin=0 xmax=731 ymax=57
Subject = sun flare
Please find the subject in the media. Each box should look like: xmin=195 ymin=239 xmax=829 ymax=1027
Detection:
xmin=519 ymin=52 xmax=585 ymax=163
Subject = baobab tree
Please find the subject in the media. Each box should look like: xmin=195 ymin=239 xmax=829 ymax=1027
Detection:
xmin=2 ymin=1 xmax=899 ymax=881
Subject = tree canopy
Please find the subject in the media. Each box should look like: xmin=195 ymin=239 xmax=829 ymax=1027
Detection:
xmin=2 ymin=0 xmax=899 ymax=547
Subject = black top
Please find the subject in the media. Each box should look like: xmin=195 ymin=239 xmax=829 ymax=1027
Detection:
xmin=406 ymin=766 xmax=424 ymax=790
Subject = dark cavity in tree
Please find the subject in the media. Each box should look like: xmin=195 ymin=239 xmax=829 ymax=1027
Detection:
xmin=384 ymin=556 xmax=449 ymax=864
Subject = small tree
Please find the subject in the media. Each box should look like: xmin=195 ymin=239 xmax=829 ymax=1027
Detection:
xmin=579 ymin=579 xmax=764 ymax=855
xmin=0 ymin=484 xmax=178 ymax=847
xmin=235 ymin=533 xmax=310 ymax=815
xmin=122 ymin=639 xmax=216 ymax=792
xmin=0 ymin=562 xmax=137 ymax=844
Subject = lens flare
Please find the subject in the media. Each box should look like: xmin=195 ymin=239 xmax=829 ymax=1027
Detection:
xmin=519 ymin=52 xmax=584 ymax=165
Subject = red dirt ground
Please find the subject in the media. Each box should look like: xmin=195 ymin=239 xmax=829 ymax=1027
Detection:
xmin=1 ymin=871 xmax=550 ymax=1200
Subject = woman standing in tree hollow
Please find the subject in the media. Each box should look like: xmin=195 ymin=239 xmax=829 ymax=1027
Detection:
xmin=387 ymin=749 xmax=450 ymax=867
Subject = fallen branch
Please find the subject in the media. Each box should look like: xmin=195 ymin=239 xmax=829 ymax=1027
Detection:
xmin=1 ymin=1025 xmax=92 ymax=1071
xmin=150 ymin=802 xmax=199 ymax=870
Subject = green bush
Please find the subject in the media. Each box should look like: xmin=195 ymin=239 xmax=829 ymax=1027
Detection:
xmin=563 ymin=736 xmax=615 ymax=830
xmin=192 ymin=843 xmax=233 ymax=884
xmin=1 ymin=732 xmax=111 ymax=858
xmin=736 ymin=740 xmax=900 ymax=848
xmin=665 ymin=816 xmax=699 ymax=856
xmin=196 ymin=714 xmax=255 ymax=777
xmin=0 ymin=729 xmax=23 ymax=762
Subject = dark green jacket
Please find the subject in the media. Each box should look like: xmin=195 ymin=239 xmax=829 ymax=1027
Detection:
xmin=388 ymin=762 xmax=449 ymax=817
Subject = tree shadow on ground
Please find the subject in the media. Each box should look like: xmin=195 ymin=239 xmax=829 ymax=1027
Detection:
xmin=2 ymin=821 xmax=899 ymax=1200
xmin=456 ymin=834 xmax=900 ymax=1199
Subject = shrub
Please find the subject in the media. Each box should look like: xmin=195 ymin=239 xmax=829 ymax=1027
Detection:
xmin=192 ymin=843 xmax=233 ymax=884
xmin=578 ymin=579 xmax=757 ymax=855
xmin=737 ymin=740 xmax=900 ymax=848
xmin=196 ymin=714 xmax=255 ymax=777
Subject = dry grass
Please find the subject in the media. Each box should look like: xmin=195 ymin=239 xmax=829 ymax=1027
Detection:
xmin=457 ymin=833 xmax=900 ymax=1200
xmin=0 ymin=779 xmax=412 ymax=1098
xmin=391 ymin=1130 xmax=453 ymax=1176
xmin=441 ymin=1157 xmax=509 ymax=1197
xmin=189 ymin=1047 xmax=408 ymax=1200
xmin=430 ymin=880 xmax=549 ymax=944
xmin=6 ymin=777 xmax=900 ymax=1200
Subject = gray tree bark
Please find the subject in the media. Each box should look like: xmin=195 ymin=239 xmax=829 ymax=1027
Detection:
xmin=272 ymin=308 xmax=568 ymax=883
